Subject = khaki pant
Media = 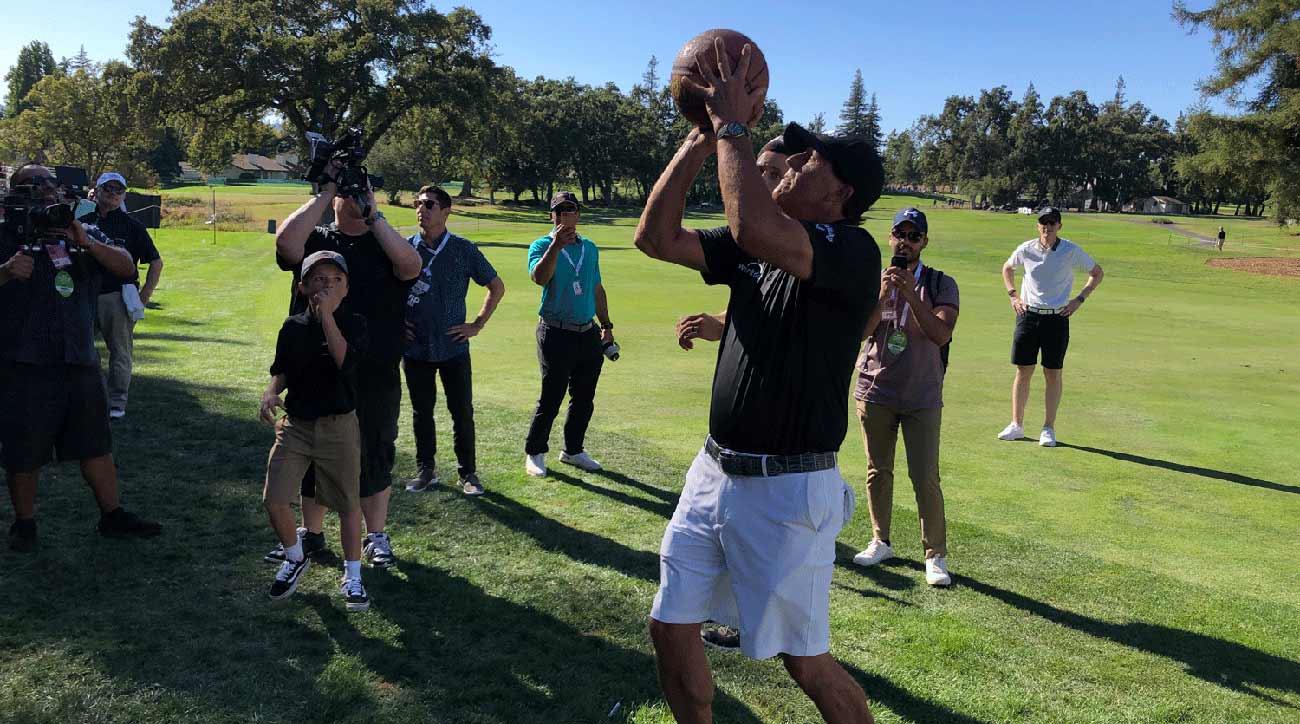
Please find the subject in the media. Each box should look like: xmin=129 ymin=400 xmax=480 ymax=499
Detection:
xmin=97 ymin=291 xmax=135 ymax=411
xmin=857 ymin=400 xmax=946 ymax=559
xmin=265 ymin=413 xmax=361 ymax=513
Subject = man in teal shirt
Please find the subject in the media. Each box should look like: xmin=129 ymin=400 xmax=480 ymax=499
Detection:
xmin=524 ymin=192 xmax=616 ymax=476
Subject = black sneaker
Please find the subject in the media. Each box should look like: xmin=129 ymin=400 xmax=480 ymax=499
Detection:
xmin=8 ymin=519 xmax=36 ymax=553
xmin=701 ymin=623 xmax=741 ymax=652
xmin=339 ymin=576 xmax=370 ymax=611
xmin=98 ymin=508 xmax=161 ymax=539
xmin=264 ymin=527 xmax=328 ymax=563
xmin=268 ymin=557 xmax=311 ymax=600
xmin=405 ymin=467 xmax=439 ymax=492
xmin=460 ymin=473 xmax=485 ymax=496
xmin=363 ymin=532 xmax=395 ymax=569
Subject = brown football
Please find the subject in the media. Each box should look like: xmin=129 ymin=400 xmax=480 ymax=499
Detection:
xmin=669 ymin=29 xmax=769 ymax=129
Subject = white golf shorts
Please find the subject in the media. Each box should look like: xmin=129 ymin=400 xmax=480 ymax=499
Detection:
xmin=650 ymin=446 xmax=856 ymax=660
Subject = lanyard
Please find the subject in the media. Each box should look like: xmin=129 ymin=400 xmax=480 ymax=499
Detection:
xmin=893 ymin=263 xmax=924 ymax=330
xmin=561 ymin=241 xmax=585 ymax=276
xmin=420 ymin=230 xmax=450 ymax=277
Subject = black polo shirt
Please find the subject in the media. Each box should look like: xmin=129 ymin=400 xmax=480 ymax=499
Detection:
xmin=277 ymin=225 xmax=411 ymax=363
xmin=78 ymin=209 xmax=160 ymax=295
xmin=0 ymin=224 xmax=120 ymax=366
xmin=700 ymin=222 xmax=881 ymax=455
xmin=270 ymin=308 xmax=369 ymax=419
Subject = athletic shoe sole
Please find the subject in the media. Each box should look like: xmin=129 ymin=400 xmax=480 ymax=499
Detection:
xmin=268 ymin=559 xmax=311 ymax=601
xmin=345 ymin=597 xmax=371 ymax=612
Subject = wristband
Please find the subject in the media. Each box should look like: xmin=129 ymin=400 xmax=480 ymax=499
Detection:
xmin=1007 ymin=289 xmax=1017 ymax=297
xmin=600 ymin=322 xmax=614 ymax=331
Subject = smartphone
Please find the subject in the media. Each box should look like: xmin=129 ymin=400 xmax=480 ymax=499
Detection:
xmin=890 ymin=254 xmax=909 ymax=269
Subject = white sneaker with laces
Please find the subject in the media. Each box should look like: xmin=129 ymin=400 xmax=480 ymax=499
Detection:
xmin=525 ymin=453 xmax=547 ymax=477
xmin=997 ymin=422 xmax=1024 ymax=441
xmin=926 ymin=556 xmax=952 ymax=586
xmin=559 ymin=450 xmax=602 ymax=471
xmin=853 ymin=539 xmax=895 ymax=567
xmin=1039 ymin=427 xmax=1057 ymax=447
xmin=339 ymin=576 xmax=370 ymax=612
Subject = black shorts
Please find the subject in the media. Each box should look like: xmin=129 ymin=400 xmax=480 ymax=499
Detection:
xmin=0 ymin=361 xmax=113 ymax=473
xmin=1011 ymin=313 xmax=1070 ymax=369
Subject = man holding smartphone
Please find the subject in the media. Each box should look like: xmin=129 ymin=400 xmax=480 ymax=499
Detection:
xmin=851 ymin=208 xmax=958 ymax=587
xmin=523 ymin=192 xmax=615 ymax=477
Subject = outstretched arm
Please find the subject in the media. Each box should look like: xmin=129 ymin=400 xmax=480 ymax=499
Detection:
xmin=634 ymin=129 xmax=713 ymax=271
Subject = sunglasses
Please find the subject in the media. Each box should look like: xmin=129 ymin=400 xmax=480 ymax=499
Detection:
xmin=553 ymin=205 xmax=578 ymax=214
xmin=99 ymin=184 xmax=127 ymax=194
xmin=892 ymin=230 xmax=924 ymax=242
xmin=418 ymin=199 xmax=445 ymax=210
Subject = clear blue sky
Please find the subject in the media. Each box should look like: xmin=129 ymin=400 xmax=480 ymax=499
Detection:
xmin=3 ymin=0 xmax=1231 ymax=134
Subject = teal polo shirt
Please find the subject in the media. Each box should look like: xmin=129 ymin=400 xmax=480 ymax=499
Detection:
xmin=528 ymin=234 xmax=601 ymax=325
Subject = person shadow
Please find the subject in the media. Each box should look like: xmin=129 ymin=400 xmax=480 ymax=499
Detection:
xmin=1054 ymin=443 xmax=1298 ymax=495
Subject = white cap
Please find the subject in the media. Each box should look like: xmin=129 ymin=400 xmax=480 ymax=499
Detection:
xmin=95 ymin=172 xmax=128 ymax=189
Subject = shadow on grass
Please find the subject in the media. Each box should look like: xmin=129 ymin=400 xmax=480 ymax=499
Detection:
xmin=959 ymin=573 xmax=1300 ymax=707
xmin=590 ymin=468 xmax=681 ymax=505
xmin=1057 ymin=443 xmax=1299 ymax=495
xmin=133 ymin=332 xmax=253 ymax=346
xmin=843 ymin=661 xmax=993 ymax=724
xmin=548 ymin=469 xmax=675 ymax=520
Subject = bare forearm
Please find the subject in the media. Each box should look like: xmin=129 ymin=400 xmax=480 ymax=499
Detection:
xmin=913 ymin=304 xmax=956 ymax=346
xmin=276 ymin=193 xmax=334 ymax=264
xmin=141 ymin=259 xmax=163 ymax=298
xmin=373 ymin=219 xmax=421 ymax=280
xmin=1002 ymin=265 xmax=1017 ymax=293
xmin=1078 ymin=266 xmax=1104 ymax=299
xmin=595 ymin=285 xmax=611 ymax=326
xmin=635 ymin=138 xmax=710 ymax=260
xmin=530 ymin=239 xmax=563 ymax=285
xmin=266 ymin=374 xmax=287 ymax=395
xmin=717 ymin=137 xmax=809 ymax=277
xmin=91 ymin=241 xmax=136 ymax=279
xmin=474 ymin=279 xmax=505 ymax=326
xmin=320 ymin=314 xmax=348 ymax=368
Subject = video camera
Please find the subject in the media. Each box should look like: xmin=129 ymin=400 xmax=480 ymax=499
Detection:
xmin=303 ymin=127 xmax=385 ymax=219
xmin=1 ymin=165 xmax=89 ymax=253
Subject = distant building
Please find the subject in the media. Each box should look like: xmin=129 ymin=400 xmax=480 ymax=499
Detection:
xmin=217 ymin=153 xmax=292 ymax=181
xmin=177 ymin=162 xmax=205 ymax=183
xmin=1126 ymin=196 xmax=1189 ymax=215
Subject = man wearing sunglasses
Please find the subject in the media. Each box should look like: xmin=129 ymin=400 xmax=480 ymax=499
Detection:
xmin=999 ymin=207 xmax=1104 ymax=447
xmin=524 ymin=192 xmax=615 ymax=477
xmin=401 ymin=185 xmax=504 ymax=496
xmin=79 ymin=172 xmax=163 ymax=419
xmin=0 ymin=163 xmax=162 ymax=552
xmin=851 ymin=208 xmax=958 ymax=587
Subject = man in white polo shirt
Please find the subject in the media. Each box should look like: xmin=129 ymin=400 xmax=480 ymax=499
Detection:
xmin=998 ymin=207 xmax=1103 ymax=446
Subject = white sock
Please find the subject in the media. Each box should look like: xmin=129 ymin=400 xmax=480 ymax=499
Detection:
xmin=344 ymin=559 xmax=362 ymax=580
xmin=284 ymin=540 xmax=304 ymax=563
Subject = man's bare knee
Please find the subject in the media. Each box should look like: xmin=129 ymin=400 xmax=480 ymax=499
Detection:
xmin=1042 ymin=368 xmax=1062 ymax=380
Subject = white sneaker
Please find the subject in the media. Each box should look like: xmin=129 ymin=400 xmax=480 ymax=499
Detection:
xmin=1039 ymin=427 xmax=1057 ymax=447
xmin=559 ymin=450 xmax=602 ymax=471
xmin=109 ymin=408 xmax=126 ymax=420
xmin=525 ymin=453 xmax=547 ymax=477
xmin=853 ymin=539 xmax=895 ymax=567
xmin=997 ymin=422 xmax=1023 ymax=441
xmin=925 ymin=556 xmax=952 ymax=586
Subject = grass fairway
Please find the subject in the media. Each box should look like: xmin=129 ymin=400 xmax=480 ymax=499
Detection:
xmin=1 ymin=192 xmax=1297 ymax=723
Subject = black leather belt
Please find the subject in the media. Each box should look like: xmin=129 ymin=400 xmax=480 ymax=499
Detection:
xmin=704 ymin=436 xmax=837 ymax=477
xmin=540 ymin=317 xmax=595 ymax=332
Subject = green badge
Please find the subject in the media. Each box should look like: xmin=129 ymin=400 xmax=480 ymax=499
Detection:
xmin=886 ymin=329 xmax=909 ymax=356
xmin=54 ymin=270 xmax=75 ymax=298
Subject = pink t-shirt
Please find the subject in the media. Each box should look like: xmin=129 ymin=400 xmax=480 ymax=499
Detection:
xmin=854 ymin=268 xmax=959 ymax=410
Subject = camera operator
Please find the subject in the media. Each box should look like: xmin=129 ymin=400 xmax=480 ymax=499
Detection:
xmin=80 ymin=172 xmax=164 ymax=419
xmin=271 ymin=158 xmax=420 ymax=570
xmin=0 ymin=163 xmax=162 ymax=552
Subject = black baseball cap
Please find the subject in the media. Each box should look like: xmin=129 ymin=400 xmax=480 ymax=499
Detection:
xmin=301 ymin=250 xmax=349 ymax=278
xmin=892 ymin=207 xmax=928 ymax=235
xmin=1036 ymin=206 xmax=1062 ymax=224
xmin=549 ymin=191 xmax=580 ymax=211
xmin=781 ymin=122 xmax=885 ymax=220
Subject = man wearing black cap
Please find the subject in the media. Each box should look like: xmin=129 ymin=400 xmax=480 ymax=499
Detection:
xmin=635 ymin=43 xmax=881 ymax=724
xmin=999 ymin=207 xmax=1104 ymax=447
xmin=523 ymin=192 xmax=616 ymax=477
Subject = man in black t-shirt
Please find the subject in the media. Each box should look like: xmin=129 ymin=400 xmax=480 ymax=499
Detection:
xmin=634 ymin=44 xmax=883 ymax=724
xmin=270 ymin=166 xmax=420 ymax=570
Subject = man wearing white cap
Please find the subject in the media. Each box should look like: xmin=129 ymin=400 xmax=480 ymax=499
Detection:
xmin=79 ymin=172 xmax=163 ymax=419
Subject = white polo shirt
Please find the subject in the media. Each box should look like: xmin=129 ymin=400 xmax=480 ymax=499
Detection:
xmin=1006 ymin=237 xmax=1097 ymax=308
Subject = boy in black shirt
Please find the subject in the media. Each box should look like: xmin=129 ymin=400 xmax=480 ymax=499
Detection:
xmin=260 ymin=251 xmax=371 ymax=611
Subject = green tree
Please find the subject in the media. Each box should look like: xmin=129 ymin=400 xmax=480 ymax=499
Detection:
xmin=1175 ymin=0 xmax=1300 ymax=222
xmin=862 ymin=93 xmax=883 ymax=150
xmin=807 ymin=112 xmax=827 ymax=134
xmin=837 ymin=69 xmax=870 ymax=136
xmin=4 ymin=41 xmax=57 ymax=118
xmin=882 ymin=130 xmax=919 ymax=187
xmin=128 ymin=0 xmax=496 ymax=158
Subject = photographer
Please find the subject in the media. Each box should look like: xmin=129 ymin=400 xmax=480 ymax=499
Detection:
xmin=0 ymin=163 xmax=161 ymax=552
xmin=271 ymin=157 xmax=419 ymax=570
xmin=80 ymin=172 xmax=164 ymax=419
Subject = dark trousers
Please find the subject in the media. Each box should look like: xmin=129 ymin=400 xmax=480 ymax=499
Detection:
xmin=525 ymin=322 xmax=604 ymax=456
xmin=403 ymin=352 xmax=476 ymax=477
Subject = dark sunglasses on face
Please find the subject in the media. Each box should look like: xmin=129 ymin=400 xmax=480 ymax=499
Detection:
xmin=892 ymin=230 xmax=923 ymax=242
xmin=554 ymin=205 xmax=578 ymax=214
xmin=100 ymin=184 xmax=127 ymax=194
xmin=418 ymin=199 xmax=444 ymax=210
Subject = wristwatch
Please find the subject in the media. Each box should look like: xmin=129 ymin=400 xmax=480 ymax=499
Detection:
xmin=716 ymin=122 xmax=750 ymax=140
xmin=1007 ymin=289 xmax=1017 ymax=297
xmin=600 ymin=321 xmax=614 ymax=331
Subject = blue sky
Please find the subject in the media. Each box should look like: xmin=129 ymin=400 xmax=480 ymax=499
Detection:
xmin=3 ymin=0 xmax=1231 ymax=134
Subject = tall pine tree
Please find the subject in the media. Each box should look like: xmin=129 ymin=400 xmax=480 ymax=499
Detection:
xmin=837 ymin=69 xmax=869 ymax=136
xmin=4 ymin=41 xmax=57 ymax=118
